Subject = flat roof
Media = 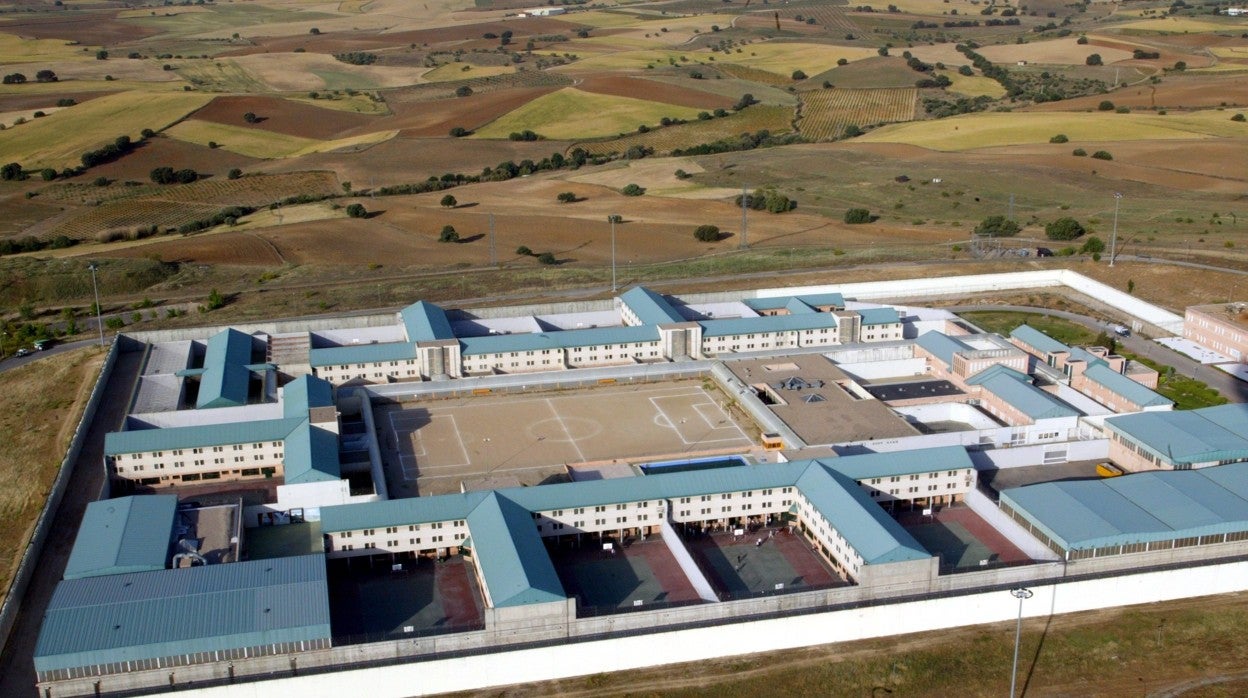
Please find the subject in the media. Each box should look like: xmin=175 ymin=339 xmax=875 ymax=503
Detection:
xmin=915 ymin=331 xmax=974 ymax=367
xmin=1104 ymin=404 xmax=1248 ymax=466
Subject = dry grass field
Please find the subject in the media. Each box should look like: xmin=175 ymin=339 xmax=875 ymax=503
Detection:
xmin=577 ymin=105 xmax=795 ymax=157
xmin=0 ymin=348 xmax=104 ymax=606
xmin=472 ymin=88 xmax=704 ymax=140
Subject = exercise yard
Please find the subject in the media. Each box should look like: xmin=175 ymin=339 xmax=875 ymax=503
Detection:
xmin=379 ymin=381 xmax=755 ymax=495
xmin=897 ymin=506 xmax=1030 ymax=572
xmin=327 ymin=556 xmax=484 ymax=643
xmin=686 ymin=527 xmax=845 ymax=599
xmin=550 ymin=537 xmax=702 ymax=614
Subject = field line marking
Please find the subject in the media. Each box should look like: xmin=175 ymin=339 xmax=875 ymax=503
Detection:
xmin=648 ymin=396 xmax=691 ymax=445
xmin=697 ymin=387 xmax=751 ymax=442
xmin=546 ymin=397 xmax=586 ymax=462
xmin=447 ymin=413 xmax=471 ymax=467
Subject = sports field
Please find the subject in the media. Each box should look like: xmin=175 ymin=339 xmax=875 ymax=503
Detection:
xmin=897 ymin=506 xmax=1030 ymax=571
xmin=687 ymin=527 xmax=843 ymax=599
xmin=380 ymin=381 xmax=755 ymax=495
xmin=551 ymin=538 xmax=701 ymax=612
xmin=327 ymin=556 xmax=483 ymax=641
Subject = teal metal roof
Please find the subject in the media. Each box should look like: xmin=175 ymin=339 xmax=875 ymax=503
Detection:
xmin=699 ymin=312 xmax=838 ymax=339
xmin=105 ymin=418 xmax=306 ymax=456
xmin=965 ymin=365 xmax=1080 ymax=420
xmin=63 ymin=496 xmax=177 ymax=580
xmin=400 ymin=301 xmax=455 ymax=342
xmin=1009 ymin=324 xmax=1069 ymax=355
xmin=282 ymin=374 xmax=334 ymax=418
xmin=1104 ymin=404 xmax=1248 ymax=467
xmin=196 ymin=329 xmax=254 ymax=409
xmin=1000 ymin=462 xmax=1248 ymax=551
xmin=309 ymin=341 xmax=417 ymax=368
xmin=799 ymin=466 xmax=930 ymax=564
xmin=321 ymin=492 xmax=488 ymax=533
xmin=34 ymin=555 xmax=331 ymax=674
xmin=459 ymin=325 xmax=658 ymax=356
xmin=282 ymin=423 xmax=342 ymax=485
xmin=915 ymin=331 xmax=973 ymax=367
xmin=827 ymin=446 xmax=974 ymax=481
xmin=1082 ymin=362 xmax=1172 ymax=409
xmin=467 ymin=493 xmax=565 ymax=607
xmin=745 ymin=293 xmax=845 ymax=311
xmin=620 ymin=287 xmax=685 ymax=325
xmin=858 ymin=307 xmax=901 ymax=326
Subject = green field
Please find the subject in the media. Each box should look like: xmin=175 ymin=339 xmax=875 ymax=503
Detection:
xmin=0 ymin=32 xmax=94 ymax=63
xmin=578 ymin=105 xmax=795 ymax=156
xmin=959 ymin=311 xmax=1101 ymax=345
xmin=176 ymin=60 xmax=271 ymax=93
xmin=473 ymin=88 xmax=704 ymax=140
xmin=0 ymin=91 xmax=212 ymax=168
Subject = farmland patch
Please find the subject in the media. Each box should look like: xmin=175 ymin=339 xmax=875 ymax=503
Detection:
xmin=471 ymin=88 xmax=703 ymax=140
xmin=799 ymin=88 xmax=916 ymax=140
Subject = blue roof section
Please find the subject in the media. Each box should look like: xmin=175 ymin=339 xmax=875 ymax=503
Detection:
xmin=858 ymin=307 xmax=901 ymax=326
xmin=467 ymin=493 xmax=565 ymax=607
xmin=460 ymin=325 xmax=659 ymax=356
xmin=827 ymin=446 xmax=974 ymax=480
xmin=1082 ymin=362 xmax=1172 ymax=409
xmin=309 ymin=341 xmax=418 ymax=368
xmin=966 ymin=365 xmax=1080 ymax=420
xmin=785 ymin=297 xmax=817 ymax=315
xmin=915 ymin=331 xmax=973 ymax=367
xmin=282 ymin=423 xmax=342 ymax=485
xmin=321 ymin=492 xmax=488 ymax=533
xmin=105 ymin=418 xmax=306 ymax=456
xmin=620 ymin=287 xmax=685 ymax=325
xmin=800 ymin=466 xmax=930 ymax=564
xmin=34 ymin=555 xmax=330 ymax=674
xmin=64 ymin=496 xmax=177 ymax=580
xmin=1009 ymin=324 xmax=1069 ymax=355
xmin=196 ymin=329 xmax=254 ymax=409
xmin=282 ymin=374 xmax=335 ymax=418
xmin=1104 ymin=405 xmax=1248 ymax=466
xmin=745 ymin=293 xmax=845 ymax=311
xmin=400 ymin=301 xmax=455 ymax=342
xmin=699 ymin=312 xmax=838 ymax=338
xmin=1000 ymin=462 xmax=1248 ymax=551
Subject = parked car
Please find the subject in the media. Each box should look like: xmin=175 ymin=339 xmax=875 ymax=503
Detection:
xmin=1036 ymin=247 xmax=1054 ymax=257
xmin=15 ymin=347 xmax=29 ymax=357
xmin=1111 ymin=324 xmax=1130 ymax=337
xmin=33 ymin=338 xmax=53 ymax=351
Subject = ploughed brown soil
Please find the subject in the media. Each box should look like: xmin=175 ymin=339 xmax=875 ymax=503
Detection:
xmin=190 ymin=95 xmax=381 ymax=140
xmin=574 ymin=75 xmax=736 ymax=110
xmin=1025 ymin=74 xmax=1248 ymax=110
xmin=0 ymin=12 xmax=157 ymax=44
xmin=222 ymin=17 xmax=584 ymax=56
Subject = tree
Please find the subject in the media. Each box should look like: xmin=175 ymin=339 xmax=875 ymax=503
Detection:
xmin=732 ymin=93 xmax=757 ymax=111
xmin=621 ymin=183 xmax=645 ymax=196
xmin=516 ymin=245 xmax=532 ymax=256
xmin=455 ymin=85 xmax=473 ymax=97
xmin=842 ymin=124 xmax=863 ymax=138
xmin=309 ymin=27 xmax=321 ymax=34
xmin=1232 ymin=113 xmax=1246 ymax=122
xmin=2 ymin=73 xmax=25 ymax=84
xmin=537 ymin=252 xmax=557 ymax=265
xmin=449 ymin=126 xmax=469 ymax=137
xmin=1091 ymin=150 xmax=1113 ymax=160
xmin=96 ymin=50 xmax=108 ymax=60
xmin=438 ymin=225 xmax=459 ymax=242
xmin=174 ymin=168 xmax=198 ymax=184
xmin=844 ymin=208 xmax=872 ymax=224
xmin=1072 ymin=148 xmax=1087 ymax=156
xmin=974 ymin=215 xmax=1021 ymax=237
xmin=346 ymin=203 xmax=367 ymax=218
xmin=1080 ymin=235 xmax=1105 ymax=254
xmin=1045 ymin=217 xmax=1086 ymax=240
xmin=40 ymin=168 xmax=56 ymax=181
xmin=243 ymin=112 xmax=258 ymax=124
xmin=440 ymin=194 xmax=457 ymax=208
xmin=1049 ymin=134 xmax=1069 ymax=143
xmin=557 ymin=192 xmax=578 ymax=204
xmin=791 ymin=69 xmax=807 ymax=80
xmin=150 ymin=166 xmax=175 ymax=184
xmin=607 ymin=214 xmax=623 ymax=224
xmin=1173 ymin=60 xmax=1186 ymax=71
xmin=1085 ymin=54 xmax=1102 ymax=66
xmin=693 ymin=224 xmax=720 ymax=242
xmin=228 ymin=168 xmax=242 ymax=180
xmin=36 ymin=69 xmax=58 ymax=83
xmin=0 ymin=162 xmax=23 ymax=181
xmin=1076 ymin=35 xmax=1088 ymax=45
xmin=1097 ymin=100 xmax=1115 ymax=111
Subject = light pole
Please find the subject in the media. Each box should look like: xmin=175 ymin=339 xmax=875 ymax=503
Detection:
xmin=609 ymin=215 xmax=618 ymax=293
xmin=1109 ymin=192 xmax=1123 ymax=267
xmin=88 ymin=262 xmax=104 ymax=347
xmin=1009 ymin=587 xmax=1034 ymax=698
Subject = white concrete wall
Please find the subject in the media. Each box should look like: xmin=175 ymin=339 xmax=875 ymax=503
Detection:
xmin=185 ymin=560 xmax=1248 ymax=698
xmin=836 ymin=358 xmax=927 ymax=380
xmin=965 ymin=488 xmax=1060 ymax=561
xmin=969 ymin=439 xmax=1109 ymax=470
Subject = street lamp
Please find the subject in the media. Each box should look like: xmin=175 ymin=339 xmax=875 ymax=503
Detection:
xmin=608 ymin=214 xmax=618 ymax=293
xmin=1009 ymin=587 xmax=1034 ymax=698
xmin=88 ymin=262 xmax=104 ymax=347
xmin=1109 ymin=192 xmax=1123 ymax=267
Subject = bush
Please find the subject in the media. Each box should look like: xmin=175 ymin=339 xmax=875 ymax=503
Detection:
xmin=1080 ymin=235 xmax=1105 ymax=254
xmin=974 ymin=215 xmax=1021 ymax=237
xmin=227 ymin=168 xmax=242 ymax=180
xmin=455 ymin=85 xmax=473 ymax=97
xmin=557 ymin=192 xmax=577 ymax=203
xmin=693 ymin=224 xmax=720 ymax=242
xmin=449 ymin=126 xmax=469 ymax=137
xmin=537 ymin=252 xmax=557 ymax=265
xmin=1049 ymin=134 xmax=1068 ymax=143
xmin=440 ymin=194 xmax=457 ymax=208
xmin=516 ymin=245 xmax=532 ymax=256
xmin=791 ymin=69 xmax=807 ymax=80
xmin=438 ymin=225 xmax=459 ymax=242
xmin=1097 ymin=100 xmax=1115 ymax=111
xmin=1045 ymin=217 xmax=1085 ymax=240
xmin=346 ymin=203 xmax=367 ymax=218
xmin=1232 ymin=113 xmax=1246 ymax=122
xmin=1091 ymin=150 xmax=1113 ymax=160
xmin=844 ymin=208 xmax=872 ymax=224
xmin=243 ymin=111 xmax=258 ymax=123
xmin=1085 ymin=54 xmax=1102 ymax=66
xmin=1072 ymin=148 xmax=1087 ymax=157
xmin=621 ymin=183 xmax=645 ymax=196
xmin=40 ymin=168 xmax=56 ymax=181
xmin=0 ymin=162 xmax=23 ymax=181
xmin=736 ymin=187 xmax=796 ymax=213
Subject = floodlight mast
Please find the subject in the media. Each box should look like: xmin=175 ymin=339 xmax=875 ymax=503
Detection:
xmin=1008 ymin=587 xmax=1034 ymax=698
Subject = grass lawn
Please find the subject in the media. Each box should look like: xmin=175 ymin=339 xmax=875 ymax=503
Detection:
xmin=472 ymin=88 xmax=703 ymax=140
xmin=0 ymin=348 xmax=105 ymax=605
xmin=1118 ymin=351 xmax=1229 ymax=410
xmin=958 ymin=311 xmax=1102 ymax=346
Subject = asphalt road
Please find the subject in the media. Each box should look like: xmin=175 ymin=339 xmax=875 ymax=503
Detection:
xmin=0 ymin=338 xmax=100 ymax=375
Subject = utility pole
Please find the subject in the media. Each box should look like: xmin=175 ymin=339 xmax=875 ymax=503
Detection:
xmin=740 ymin=184 xmax=749 ymax=249
xmin=88 ymin=262 xmax=104 ymax=347
xmin=1109 ymin=192 xmax=1123 ymax=267
xmin=489 ymin=213 xmax=496 ymax=266
xmin=609 ymin=215 xmax=618 ymax=293
xmin=1009 ymin=587 xmax=1034 ymax=698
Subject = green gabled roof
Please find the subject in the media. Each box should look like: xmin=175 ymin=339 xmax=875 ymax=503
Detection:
xmin=1082 ymin=362 xmax=1172 ymax=409
xmin=467 ymin=493 xmax=565 ymax=607
xmin=63 ymin=496 xmax=177 ymax=580
xmin=320 ymin=492 xmax=488 ymax=533
xmin=400 ymin=300 xmax=455 ymax=342
xmin=459 ymin=325 xmax=659 ymax=356
xmin=197 ymin=329 xmax=255 ymax=409
xmin=966 ymin=365 xmax=1081 ymax=420
xmin=1009 ymin=324 xmax=1069 ymax=355
xmin=1000 ymin=462 xmax=1248 ymax=551
xmin=1104 ymin=404 xmax=1248 ymax=466
xmin=620 ymin=286 xmax=685 ymax=325
xmin=282 ymin=374 xmax=334 ymax=419
xmin=309 ymin=341 xmax=418 ymax=368
xmin=104 ymin=417 xmax=306 ymax=456
xmin=915 ymin=330 xmax=973 ymax=367
xmin=826 ymin=445 xmax=974 ymax=481
xmin=34 ymin=555 xmax=331 ymax=674
xmin=857 ymin=307 xmax=901 ymax=326
xmin=800 ymin=465 xmax=931 ymax=565
xmin=698 ymin=312 xmax=838 ymax=339
xmin=745 ymin=292 xmax=845 ymax=311
xmin=282 ymin=423 xmax=341 ymax=485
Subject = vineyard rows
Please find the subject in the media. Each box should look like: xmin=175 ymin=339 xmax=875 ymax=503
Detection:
xmin=575 ymin=105 xmax=795 ymax=156
xmin=798 ymin=88 xmax=917 ymax=140
xmin=773 ymin=6 xmax=862 ymax=34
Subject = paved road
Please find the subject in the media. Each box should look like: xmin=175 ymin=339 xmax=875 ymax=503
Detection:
xmin=0 ymin=348 xmax=142 ymax=697
xmin=948 ymin=304 xmax=1247 ymax=403
xmin=0 ymin=338 xmax=100 ymax=375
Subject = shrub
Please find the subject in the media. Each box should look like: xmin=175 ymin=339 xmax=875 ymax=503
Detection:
xmin=449 ymin=126 xmax=469 ymax=137
xmin=693 ymin=224 xmax=720 ymax=242
xmin=1233 ymin=113 xmax=1246 ymax=122
xmin=557 ymin=192 xmax=577 ymax=203
xmin=227 ymin=168 xmax=242 ymax=180
xmin=440 ymin=194 xmax=457 ymax=208
xmin=516 ymin=245 xmax=532 ymax=256
xmin=1049 ymin=134 xmax=1068 ymax=143
xmin=438 ymin=225 xmax=459 ymax=242
xmin=844 ymin=208 xmax=872 ymax=224
xmin=1097 ymin=100 xmax=1115 ymax=111
xmin=621 ymin=183 xmax=645 ymax=196
xmin=344 ymin=203 xmax=367 ymax=218
xmin=537 ymin=252 xmax=557 ymax=265
xmin=0 ymin=162 xmax=23 ymax=181
xmin=974 ymin=215 xmax=1021 ymax=237
xmin=791 ymin=69 xmax=807 ymax=80
xmin=1080 ymin=235 xmax=1105 ymax=254
xmin=1045 ymin=217 xmax=1085 ymax=240
xmin=1072 ymin=148 xmax=1088 ymax=157
xmin=1085 ymin=54 xmax=1102 ymax=66
xmin=1091 ymin=150 xmax=1113 ymax=161
xmin=243 ymin=111 xmax=258 ymax=124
